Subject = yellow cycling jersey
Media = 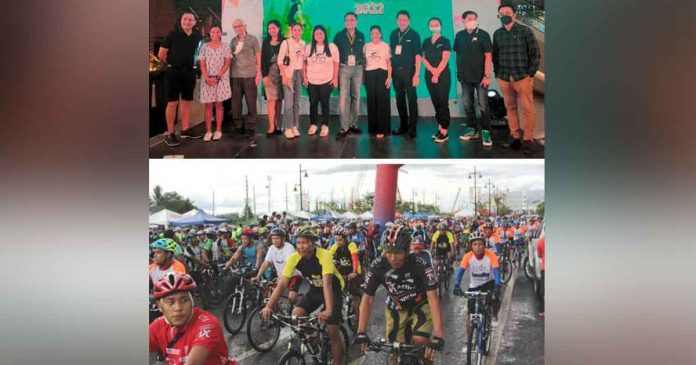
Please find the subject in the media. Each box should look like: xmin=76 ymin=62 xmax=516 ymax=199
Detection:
xmin=329 ymin=241 xmax=362 ymax=275
xmin=282 ymin=247 xmax=345 ymax=290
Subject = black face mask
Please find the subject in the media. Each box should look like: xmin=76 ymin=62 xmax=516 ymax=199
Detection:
xmin=500 ymin=15 xmax=513 ymax=26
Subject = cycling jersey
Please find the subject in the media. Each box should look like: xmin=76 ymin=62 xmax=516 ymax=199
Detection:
xmin=282 ymin=247 xmax=345 ymax=290
xmin=236 ymin=242 xmax=262 ymax=268
xmin=430 ymin=230 xmax=454 ymax=257
xmin=362 ymin=254 xmax=437 ymax=311
xmin=264 ymin=242 xmax=299 ymax=277
xmin=347 ymin=231 xmax=367 ymax=250
xmin=460 ymin=249 xmax=500 ymax=288
xmin=411 ymin=250 xmax=435 ymax=271
xmin=203 ymin=239 xmax=231 ymax=262
xmin=183 ymin=244 xmax=203 ymax=272
xmin=328 ymin=241 xmax=361 ymax=276
xmin=149 ymin=260 xmax=187 ymax=285
xmin=149 ymin=307 xmax=231 ymax=365
xmin=486 ymin=232 xmax=501 ymax=253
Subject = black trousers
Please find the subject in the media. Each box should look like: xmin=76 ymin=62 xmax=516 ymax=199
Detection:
xmin=364 ymin=69 xmax=391 ymax=134
xmin=425 ymin=68 xmax=451 ymax=129
xmin=308 ymin=82 xmax=332 ymax=126
xmin=231 ymin=77 xmax=258 ymax=132
xmin=392 ymin=66 xmax=418 ymax=132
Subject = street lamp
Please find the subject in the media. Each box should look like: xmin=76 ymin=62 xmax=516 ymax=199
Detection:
xmin=293 ymin=164 xmax=309 ymax=211
xmin=484 ymin=179 xmax=495 ymax=216
xmin=265 ymin=176 xmax=272 ymax=213
xmin=468 ymin=167 xmax=483 ymax=217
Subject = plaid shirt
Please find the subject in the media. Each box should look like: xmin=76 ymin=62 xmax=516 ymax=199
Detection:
xmin=492 ymin=22 xmax=541 ymax=81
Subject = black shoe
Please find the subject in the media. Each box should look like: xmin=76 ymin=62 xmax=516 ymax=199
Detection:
xmin=335 ymin=129 xmax=348 ymax=140
xmin=503 ymin=136 xmax=521 ymax=150
xmin=180 ymin=128 xmax=202 ymax=139
xmin=274 ymin=129 xmax=283 ymax=135
xmin=392 ymin=128 xmax=407 ymax=135
xmin=164 ymin=133 xmax=180 ymax=147
xmin=408 ymin=130 xmax=417 ymax=138
xmin=432 ymin=131 xmax=443 ymax=140
xmin=522 ymin=140 xmax=534 ymax=155
xmin=348 ymin=126 xmax=362 ymax=134
xmin=266 ymin=131 xmax=275 ymax=138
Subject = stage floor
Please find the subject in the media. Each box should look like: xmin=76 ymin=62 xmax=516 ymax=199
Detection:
xmin=149 ymin=116 xmax=544 ymax=159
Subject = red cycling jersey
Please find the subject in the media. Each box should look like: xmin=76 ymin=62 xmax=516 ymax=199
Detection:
xmin=149 ymin=307 xmax=232 ymax=365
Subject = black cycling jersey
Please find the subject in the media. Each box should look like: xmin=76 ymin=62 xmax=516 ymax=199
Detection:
xmin=362 ymin=254 xmax=437 ymax=310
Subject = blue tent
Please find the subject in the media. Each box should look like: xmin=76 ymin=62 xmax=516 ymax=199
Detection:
xmin=170 ymin=209 xmax=229 ymax=226
xmin=311 ymin=213 xmax=335 ymax=222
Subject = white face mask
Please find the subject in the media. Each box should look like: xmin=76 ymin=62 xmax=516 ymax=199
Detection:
xmin=429 ymin=26 xmax=441 ymax=33
xmin=465 ymin=20 xmax=477 ymax=30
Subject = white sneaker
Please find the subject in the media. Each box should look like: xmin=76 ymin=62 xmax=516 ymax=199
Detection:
xmin=292 ymin=127 xmax=301 ymax=137
xmin=320 ymin=125 xmax=329 ymax=137
xmin=203 ymin=132 xmax=212 ymax=142
xmin=213 ymin=131 xmax=222 ymax=141
xmin=285 ymin=129 xmax=295 ymax=139
xmin=308 ymin=124 xmax=318 ymax=135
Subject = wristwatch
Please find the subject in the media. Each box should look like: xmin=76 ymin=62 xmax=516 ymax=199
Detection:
xmin=484 ymin=74 xmax=491 ymax=78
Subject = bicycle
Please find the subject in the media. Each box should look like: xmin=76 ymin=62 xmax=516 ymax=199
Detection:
xmin=198 ymin=262 xmax=228 ymax=307
xmin=363 ymin=338 xmax=427 ymax=365
xmin=341 ymin=280 xmax=360 ymax=334
xmin=275 ymin=314 xmax=350 ymax=365
xmin=245 ymin=278 xmax=294 ymax=352
xmin=435 ymin=255 xmax=453 ymax=298
xmin=497 ymin=244 xmax=513 ymax=284
xmin=454 ymin=290 xmax=493 ymax=365
xmin=222 ymin=265 xmax=262 ymax=335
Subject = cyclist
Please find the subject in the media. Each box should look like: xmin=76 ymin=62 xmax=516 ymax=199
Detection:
xmin=482 ymin=221 xmax=503 ymax=254
xmin=453 ymin=231 xmax=502 ymax=334
xmin=252 ymin=227 xmax=301 ymax=305
xmin=328 ymin=225 xmax=363 ymax=321
xmin=261 ymin=226 xmax=345 ymax=365
xmin=149 ymin=273 xmax=235 ymax=365
xmin=410 ymin=236 xmax=434 ymax=271
xmin=347 ymin=222 xmax=369 ymax=263
xmin=183 ymin=231 xmax=208 ymax=274
xmin=149 ymin=238 xmax=188 ymax=286
xmin=201 ymin=228 xmax=229 ymax=266
xmin=224 ymin=227 xmax=265 ymax=271
xmin=430 ymin=222 xmax=455 ymax=279
xmin=354 ymin=225 xmax=444 ymax=364
xmin=412 ymin=223 xmax=429 ymax=242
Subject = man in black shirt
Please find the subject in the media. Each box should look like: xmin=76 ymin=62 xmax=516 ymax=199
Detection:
xmin=493 ymin=3 xmax=541 ymax=154
xmin=158 ymin=12 xmax=204 ymax=147
xmin=334 ymin=12 xmax=365 ymax=139
xmin=453 ymin=10 xmax=494 ymax=147
xmin=354 ymin=226 xmax=444 ymax=363
xmin=389 ymin=11 xmax=422 ymax=138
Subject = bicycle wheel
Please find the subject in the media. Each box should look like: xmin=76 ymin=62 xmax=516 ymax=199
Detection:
xmin=222 ymin=292 xmax=247 ymax=334
xmin=467 ymin=322 xmax=478 ymax=365
xmin=201 ymin=280 xmax=225 ymax=306
xmin=483 ymin=315 xmax=493 ymax=356
xmin=523 ymin=257 xmax=534 ymax=281
xmin=246 ymin=306 xmax=281 ymax=352
xmin=345 ymin=296 xmax=358 ymax=334
xmin=500 ymin=259 xmax=512 ymax=284
xmin=277 ymin=349 xmax=306 ymax=365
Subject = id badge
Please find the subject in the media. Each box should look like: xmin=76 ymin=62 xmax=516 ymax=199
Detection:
xmin=395 ymin=45 xmax=402 ymax=55
xmin=347 ymin=55 xmax=356 ymax=66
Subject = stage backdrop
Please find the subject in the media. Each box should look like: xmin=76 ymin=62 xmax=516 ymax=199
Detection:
xmin=263 ymin=0 xmax=455 ymax=98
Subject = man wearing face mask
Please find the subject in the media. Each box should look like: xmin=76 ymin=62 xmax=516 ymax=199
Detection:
xmin=493 ymin=3 xmax=541 ymax=155
xmin=453 ymin=11 xmax=494 ymax=147
xmin=389 ymin=10 xmax=422 ymax=139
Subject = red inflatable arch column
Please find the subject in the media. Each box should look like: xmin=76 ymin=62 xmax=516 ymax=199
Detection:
xmin=373 ymin=164 xmax=403 ymax=228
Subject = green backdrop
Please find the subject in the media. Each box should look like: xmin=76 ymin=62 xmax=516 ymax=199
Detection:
xmin=263 ymin=0 xmax=456 ymax=98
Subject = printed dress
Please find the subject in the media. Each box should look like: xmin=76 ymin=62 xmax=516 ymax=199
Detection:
xmin=198 ymin=42 xmax=232 ymax=103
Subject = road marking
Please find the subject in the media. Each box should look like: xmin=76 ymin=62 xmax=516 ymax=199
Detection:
xmin=485 ymin=267 xmax=518 ymax=365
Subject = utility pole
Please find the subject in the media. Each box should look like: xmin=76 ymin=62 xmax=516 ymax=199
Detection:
xmin=469 ymin=167 xmax=482 ymax=218
xmin=253 ymin=186 xmax=257 ymax=216
xmin=285 ymin=182 xmax=289 ymax=212
xmin=212 ymin=190 xmax=215 ymax=216
xmin=245 ymin=175 xmax=250 ymax=220
xmin=266 ymin=176 xmax=272 ymax=213
xmin=484 ymin=178 xmax=495 ymax=216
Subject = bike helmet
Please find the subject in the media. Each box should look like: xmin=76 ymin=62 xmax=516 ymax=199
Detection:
xmin=469 ymin=231 xmax=486 ymax=243
xmin=332 ymin=225 xmax=349 ymax=237
xmin=347 ymin=222 xmax=357 ymax=229
xmin=295 ymin=226 xmax=319 ymax=240
xmin=240 ymin=227 xmax=257 ymax=237
xmin=483 ymin=222 xmax=494 ymax=229
xmin=383 ymin=225 xmax=412 ymax=252
xmin=270 ymin=227 xmax=287 ymax=238
xmin=150 ymin=238 xmax=178 ymax=253
xmin=437 ymin=222 xmax=448 ymax=231
xmin=218 ymin=227 xmax=229 ymax=234
xmin=153 ymin=272 xmax=197 ymax=299
xmin=411 ymin=236 xmax=426 ymax=250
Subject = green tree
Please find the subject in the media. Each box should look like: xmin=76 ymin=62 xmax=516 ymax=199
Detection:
xmin=536 ymin=201 xmax=545 ymax=216
xmin=149 ymin=185 xmax=196 ymax=214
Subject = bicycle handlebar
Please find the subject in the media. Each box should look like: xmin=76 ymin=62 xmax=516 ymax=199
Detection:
xmin=367 ymin=339 xmax=424 ymax=354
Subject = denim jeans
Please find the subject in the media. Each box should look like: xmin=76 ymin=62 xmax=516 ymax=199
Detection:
xmin=460 ymin=80 xmax=491 ymax=132
xmin=338 ymin=65 xmax=363 ymax=130
xmin=282 ymin=69 xmax=303 ymax=129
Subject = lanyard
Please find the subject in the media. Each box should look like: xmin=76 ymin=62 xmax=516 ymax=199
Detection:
xmin=347 ymin=31 xmax=356 ymax=55
xmin=398 ymin=28 xmax=410 ymax=45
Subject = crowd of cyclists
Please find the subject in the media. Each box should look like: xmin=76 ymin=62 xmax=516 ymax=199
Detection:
xmin=149 ymin=213 xmax=544 ymax=365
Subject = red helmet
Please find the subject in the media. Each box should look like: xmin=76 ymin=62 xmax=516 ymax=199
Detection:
xmin=153 ymin=272 xmax=197 ymax=299
xmin=241 ymin=227 xmax=257 ymax=237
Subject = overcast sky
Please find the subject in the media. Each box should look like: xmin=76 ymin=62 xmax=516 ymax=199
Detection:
xmin=149 ymin=160 xmax=544 ymax=215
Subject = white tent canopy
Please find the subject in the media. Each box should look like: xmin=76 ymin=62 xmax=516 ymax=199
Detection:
xmin=359 ymin=211 xmax=374 ymax=220
xmin=339 ymin=211 xmax=358 ymax=220
xmin=287 ymin=211 xmax=314 ymax=220
xmin=181 ymin=209 xmax=198 ymax=218
xmin=149 ymin=209 xmax=183 ymax=227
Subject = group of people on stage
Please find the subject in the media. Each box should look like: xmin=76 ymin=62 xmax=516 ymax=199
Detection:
xmin=157 ymin=3 xmax=540 ymax=154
